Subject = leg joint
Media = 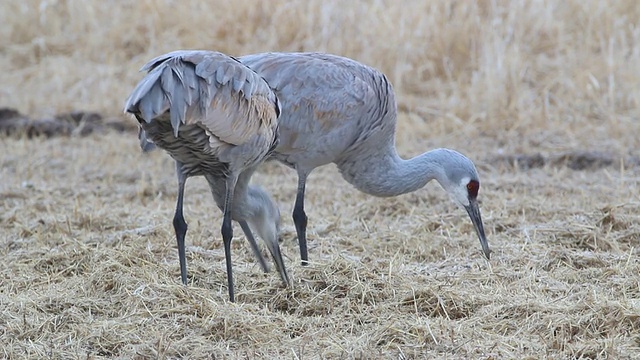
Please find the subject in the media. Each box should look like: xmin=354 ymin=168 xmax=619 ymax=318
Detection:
xmin=292 ymin=206 xmax=307 ymax=227
xmin=221 ymin=220 xmax=233 ymax=243
xmin=173 ymin=213 xmax=188 ymax=234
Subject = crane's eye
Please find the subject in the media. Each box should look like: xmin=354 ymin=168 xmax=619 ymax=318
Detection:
xmin=467 ymin=180 xmax=479 ymax=198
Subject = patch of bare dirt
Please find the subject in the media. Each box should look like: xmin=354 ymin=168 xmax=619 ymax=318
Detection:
xmin=0 ymin=107 xmax=135 ymax=138
xmin=492 ymin=151 xmax=640 ymax=170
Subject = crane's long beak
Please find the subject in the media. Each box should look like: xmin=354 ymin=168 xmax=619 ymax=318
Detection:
xmin=464 ymin=199 xmax=491 ymax=260
xmin=267 ymin=237 xmax=291 ymax=287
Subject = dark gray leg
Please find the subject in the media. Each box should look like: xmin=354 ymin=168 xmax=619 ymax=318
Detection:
xmin=221 ymin=175 xmax=238 ymax=302
xmin=172 ymin=163 xmax=189 ymax=285
xmin=292 ymin=173 xmax=309 ymax=265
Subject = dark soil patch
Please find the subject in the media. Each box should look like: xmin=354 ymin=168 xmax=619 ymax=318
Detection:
xmin=492 ymin=151 xmax=639 ymax=171
xmin=0 ymin=108 xmax=135 ymax=138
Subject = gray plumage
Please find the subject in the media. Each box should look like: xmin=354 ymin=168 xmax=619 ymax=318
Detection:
xmin=238 ymin=52 xmax=491 ymax=263
xmin=124 ymin=50 xmax=288 ymax=302
xmin=138 ymin=51 xmax=492 ymax=264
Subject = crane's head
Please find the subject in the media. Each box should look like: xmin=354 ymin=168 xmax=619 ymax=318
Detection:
xmin=246 ymin=186 xmax=290 ymax=286
xmin=137 ymin=127 xmax=157 ymax=152
xmin=437 ymin=149 xmax=491 ymax=260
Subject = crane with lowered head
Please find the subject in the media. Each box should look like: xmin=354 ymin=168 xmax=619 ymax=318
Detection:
xmin=238 ymin=52 xmax=492 ymax=264
xmin=125 ymin=50 xmax=290 ymax=302
xmin=138 ymin=51 xmax=492 ymax=266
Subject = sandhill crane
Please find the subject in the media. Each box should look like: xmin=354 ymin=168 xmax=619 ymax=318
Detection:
xmin=138 ymin=52 xmax=492 ymax=266
xmin=238 ymin=52 xmax=492 ymax=264
xmin=124 ymin=50 xmax=289 ymax=302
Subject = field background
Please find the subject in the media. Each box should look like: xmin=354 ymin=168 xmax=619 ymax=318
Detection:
xmin=1 ymin=0 xmax=640 ymax=358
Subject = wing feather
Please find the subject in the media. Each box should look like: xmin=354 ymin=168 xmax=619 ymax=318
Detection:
xmin=232 ymin=69 xmax=247 ymax=93
xmin=124 ymin=50 xmax=279 ymax=147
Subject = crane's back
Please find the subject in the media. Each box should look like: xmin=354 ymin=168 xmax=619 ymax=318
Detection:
xmin=240 ymin=52 xmax=397 ymax=170
xmin=125 ymin=50 xmax=280 ymax=177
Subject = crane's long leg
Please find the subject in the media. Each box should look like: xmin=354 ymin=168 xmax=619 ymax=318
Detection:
xmin=172 ymin=162 xmax=189 ymax=285
xmin=239 ymin=220 xmax=270 ymax=273
xmin=211 ymin=166 xmax=269 ymax=273
xmin=222 ymin=174 xmax=239 ymax=302
xmin=292 ymin=172 xmax=309 ymax=266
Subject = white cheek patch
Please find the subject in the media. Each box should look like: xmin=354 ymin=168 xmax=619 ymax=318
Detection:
xmin=447 ymin=187 xmax=470 ymax=208
xmin=456 ymin=188 xmax=471 ymax=207
xmin=456 ymin=177 xmax=471 ymax=207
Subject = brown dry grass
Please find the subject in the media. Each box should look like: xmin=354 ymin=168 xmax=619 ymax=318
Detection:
xmin=1 ymin=0 xmax=640 ymax=358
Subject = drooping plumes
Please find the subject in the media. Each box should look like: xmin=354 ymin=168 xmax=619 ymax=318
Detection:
xmin=125 ymin=50 xmax=288 ymax=302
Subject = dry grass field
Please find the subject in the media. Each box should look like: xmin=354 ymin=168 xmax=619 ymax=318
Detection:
xmin=2 ymin=0 xmax=640 ymax=358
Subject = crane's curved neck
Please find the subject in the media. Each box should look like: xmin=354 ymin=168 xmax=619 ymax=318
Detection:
xmin=336 ymin=146 xmax=449 ymax=197
xmin=204 ymin=165 xmax=260 ymax=215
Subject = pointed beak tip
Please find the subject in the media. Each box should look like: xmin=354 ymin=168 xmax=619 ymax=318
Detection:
xmin=465 ymin=201 xmax=491 ymax=262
